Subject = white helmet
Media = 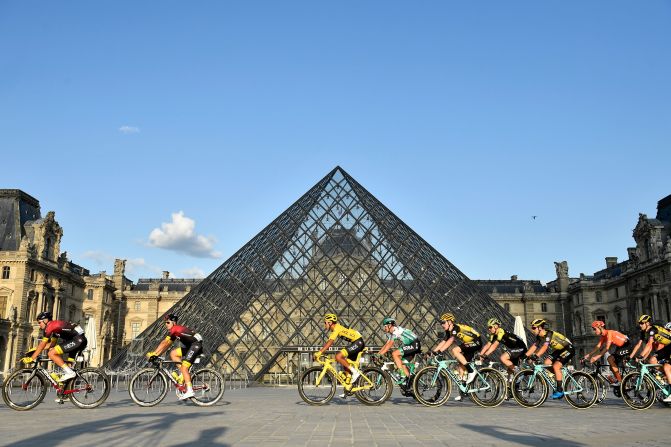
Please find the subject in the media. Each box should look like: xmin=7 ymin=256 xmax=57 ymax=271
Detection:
xmin=665 ymin=322 xmax=671 ymax=331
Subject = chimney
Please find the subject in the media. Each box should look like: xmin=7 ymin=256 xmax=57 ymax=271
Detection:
xmin=511 ymin=275 xmax=518 ymax=281
xmin=162 ymin=271 xmax=170 ymax=280
xmin=605 ymin=257 xmax=618 ymax=269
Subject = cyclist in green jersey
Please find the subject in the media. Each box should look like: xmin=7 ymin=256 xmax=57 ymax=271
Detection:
xmin=376 ymin=317 xmax=421 ymax=388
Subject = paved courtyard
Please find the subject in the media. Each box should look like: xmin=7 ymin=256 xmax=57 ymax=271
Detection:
xmin=0 ymin=386 xmax=669 ymax=446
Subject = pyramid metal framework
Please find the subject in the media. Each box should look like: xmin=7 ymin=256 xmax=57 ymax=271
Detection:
xmin=108 ymin=167 xmax=517 ymax=380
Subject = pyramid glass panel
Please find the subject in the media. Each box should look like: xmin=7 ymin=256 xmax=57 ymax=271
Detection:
xmin=108 ymin=167 xmax=518 ymax=382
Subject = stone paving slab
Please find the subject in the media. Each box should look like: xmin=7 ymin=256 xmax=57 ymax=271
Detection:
xmin=0 ymin=387 xmax=669 ymax=446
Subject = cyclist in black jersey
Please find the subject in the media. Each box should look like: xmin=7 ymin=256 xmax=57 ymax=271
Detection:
xmin=630 ymin=314 xmax=671 ymax=401
xmin=479 ymin=317 xmax=527 ymax=381
xmin=430 ymin=312 xmax=482 ymax=385
xmin=525 ymin=318 xmax=574 ymax=399
xmin=146 ymin=313 xmax=203 ymax=400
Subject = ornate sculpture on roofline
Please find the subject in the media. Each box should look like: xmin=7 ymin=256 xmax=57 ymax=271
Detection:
xmin=554 ymin=261 xmax=568 ymax=279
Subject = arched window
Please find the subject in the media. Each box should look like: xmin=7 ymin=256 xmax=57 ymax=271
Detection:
xmin=1 ymin=266 xmax=9 ymax=279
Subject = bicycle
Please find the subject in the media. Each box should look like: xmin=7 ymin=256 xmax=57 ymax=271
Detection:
xmin=579 ymin=359 xmax=631 ymax=403
xmin=298 ymin=349 xmax=392 ymax=406
xmin=2 ymin=350 xmax=110 ymax=411
xmin=620 ymin=361 xmax=671 ymax=410
xmin=511 ymin=359 xmax=598 ymax=409
xmin=372 ymin=353 xmax=423 ymax=399
xmin=129 ymin=355 xmax=224 ymax=407
xmin=412 ymin=355 xmax=506 ymax=408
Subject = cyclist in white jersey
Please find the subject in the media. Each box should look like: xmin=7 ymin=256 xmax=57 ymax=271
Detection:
xmin=376 ymin=317 xmax=421 ymax=387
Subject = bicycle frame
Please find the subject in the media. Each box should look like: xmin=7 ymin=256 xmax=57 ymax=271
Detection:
xmin=24 ymin=361 xmax=93 ymax=396
xmin=146 ymin=357 xmax=207 ymax=393
xmin=380 ymin=356 xmax=420 ymax=383
xmin=314 ymin=356 xmax=374 ymax=392
xmin=426 ymin=358 xmax=492 ymax=394
xmin=523 ymin=363 xmax=586 ymax=396
xmin=635 ymin=363 xmax=671 ymax=398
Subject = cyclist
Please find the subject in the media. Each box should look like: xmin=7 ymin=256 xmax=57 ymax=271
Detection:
xmin=630 ymin=314 xmax=671 ymax=401
xmin=376 ymin=317 xmax=421 ymax=388
xmin=524 ymin=318 xmax=574 ymax=399
xmin=431 ymin=312 xmax=482 ymax=385
xmin=583 ymin=320 xmax=631 ymax=386
xmin=479 ymin=317 xmax=527 ymax=381
xmin=146 ymin=314 xmax=203 ymax=400
xmin=314 ymin=313 xmax=365 ymax=387
xmin=21 ymin=311 xmax=87 ymax=383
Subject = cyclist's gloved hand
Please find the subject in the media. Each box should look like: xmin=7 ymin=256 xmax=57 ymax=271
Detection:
xmin=21 ymin=357 xmax=34 ymax=365
xmin=146 ymin=351 xmax=158 ymax=359
xmin=313 ymin=351 xmax=323 ymax=361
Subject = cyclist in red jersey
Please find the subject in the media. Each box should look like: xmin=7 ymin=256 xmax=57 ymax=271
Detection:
xmin=583 ymin=320 xmax=631 ymax=386
xmin=146 ymin=314 xmax=203 ymax=400
xmin=21 ymin=311 xmax=87 ymax=382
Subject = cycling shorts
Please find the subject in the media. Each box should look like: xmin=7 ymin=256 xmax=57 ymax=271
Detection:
xmin=54 ymin=335 xmax=87 ymax=356
xmin=397 ymin=340 xmax=421 ymax=359
xmin=506 ymin=347 xmax=526 ymax=366
xmin=458 ymin=340 xmax=482 ymax=362
xmin=550 ymin=346 xmax=575 ymax=364
xmin=654 ymin=343 xmax=671 ymax=363
xmin=612 ymin=342 xmax=632 ymax=364
xmin=342 ymin=338 xmax=365 ymax=361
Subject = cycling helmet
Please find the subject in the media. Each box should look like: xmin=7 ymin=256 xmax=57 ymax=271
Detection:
xmin=665 ymin=322 xmax=671 ymax=331
xmin=638 ymin=314 xmax=652 ymax=324
xmin=324 ymin=313 xmax=338 ymax=323
xmin=591 ymin=320 xmax=606 ymax=329
xmin=439 ymin=313 xmax=455 ymax=323
xmin=487 ymin=318 xmax=501 ymax=327
xmin=531 ymin=318 xmax=548 ymax=329
xmin=163 ymin=313 xmax=178 ymax=322
xmin=36 ymin=311 xmax=53 ymax=321
xmin=382 ymin=317 xmax=396 ymax=326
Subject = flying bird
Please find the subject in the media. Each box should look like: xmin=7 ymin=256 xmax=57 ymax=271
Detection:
xmin=532 ymin=216 xmax=537 ymax=220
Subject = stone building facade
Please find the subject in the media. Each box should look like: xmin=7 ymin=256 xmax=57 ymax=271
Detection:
xmin=0 ymin=190 xmax=122 ymax=372
xmin=3 ymin=187 xmax=669 ymax=372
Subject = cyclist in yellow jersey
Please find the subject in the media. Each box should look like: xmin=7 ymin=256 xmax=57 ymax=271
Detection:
xmin=315 ymin=314 xmax=365 ymax=385
xmin=525 ymin=318 xmax=574 ymax=399
xmin=430 ymin=313 xmax=482 ymax=385
xmin=630 ymin=315 xmax=671 ymax=401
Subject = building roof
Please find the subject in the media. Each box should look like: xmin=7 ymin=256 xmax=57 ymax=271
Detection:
xmin=473 ymin=279 xmax=548 ymax=294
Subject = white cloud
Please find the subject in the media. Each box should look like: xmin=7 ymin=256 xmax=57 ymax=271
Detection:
xmin=119 ymin=125 xmax=140 ymax=134
xmin=181 ymin=267 xmax=206 ymax=279
xmin=148 ymin=211 xmax=221 ymax=258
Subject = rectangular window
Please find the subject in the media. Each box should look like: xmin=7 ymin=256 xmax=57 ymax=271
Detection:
xmin=131 ymin=322 xmax=141 ymax=339
xmin=597 ymin=315 xmax=606 ymax=323
xmin=0 ymin=295 xmax=7 ymax=318
xmin=596 ymin=291 xmax=602 ymax=303
xmin=2 ymin=266 xmax=10 ymax=279
xmin=614 ymin=287 xmax=619 ymax=299
xmin=30 ymin=269 xmax=36 ymax=281
xmin=87 ymin=289 xmax=93 ymax=300
xmin=134 ymin=301 xmax=141 ymax=311
xmin=503 ymin=303 xmax=510 ymax=312
xmin=541 ymin=303 xmax=548 ymax=312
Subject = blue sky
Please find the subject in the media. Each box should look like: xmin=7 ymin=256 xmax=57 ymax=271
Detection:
xmin=1 ymin=1 xmax=669 ymax=283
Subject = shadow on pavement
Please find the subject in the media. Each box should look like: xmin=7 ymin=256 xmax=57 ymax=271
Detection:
xmin=459 ymin=423 xmax=585 ymax=447
xmin=6 ymin=410 xmax=230 ymax=447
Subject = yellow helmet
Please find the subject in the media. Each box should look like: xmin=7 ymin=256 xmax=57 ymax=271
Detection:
xmin=324 ymin=313 xmax=338 ymax=323
xmin=487 ymin=318 xmax=501 ymax=327
xmin=638 ymin=314 xmax=652 ymax=324
xmin=531 ymin=318 xmax=548 ymax=329
xmin=439 ymin=312 xmax=455 ymax=322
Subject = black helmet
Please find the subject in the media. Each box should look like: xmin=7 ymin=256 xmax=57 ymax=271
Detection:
xmin=36 ymin=311 xmax=53 ymax=321
xmin=164 ymin=313 xmax=178 ymax=322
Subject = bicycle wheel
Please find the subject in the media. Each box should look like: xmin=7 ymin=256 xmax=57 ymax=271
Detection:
xmin=563 ymin=371 xmax=598 ymax=409
xmin=512 ymin=369 xmax=548 ymax=408
xmin=190 ymin=368 xmax=225 ymax=407
xmin=354 ymin=366 xmax=392 ymax=406
xmin=298 ymin=366 xmax=336 ymax=405
xmin=68 ymin=368 xmax=111 ymax=409
xmin=469 ymin=367 xmax=506 ymax=408
xmin=1 ymin=368 xmax=48 ymax=411
xmin=129 ymin=368 xmax=169 ymax=407
xmin=412 ymin=366 xmax=451 ymax=407
xmin=620 ymin=372 xmax=656 ymax=410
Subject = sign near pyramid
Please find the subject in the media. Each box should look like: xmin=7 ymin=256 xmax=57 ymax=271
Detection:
xmin=107 ymin=167 xmax=517 ymax=381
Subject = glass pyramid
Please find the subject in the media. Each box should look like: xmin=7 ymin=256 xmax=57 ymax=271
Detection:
xmin=108 ymin=167 xmax=516 ymax=381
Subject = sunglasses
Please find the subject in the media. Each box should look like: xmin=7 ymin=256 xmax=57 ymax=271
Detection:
xmin=531 ymin=326 xmax=540 ymax=330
